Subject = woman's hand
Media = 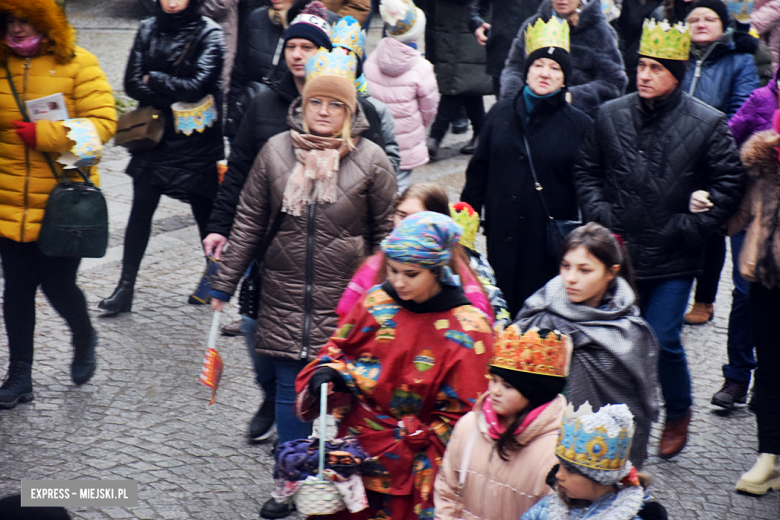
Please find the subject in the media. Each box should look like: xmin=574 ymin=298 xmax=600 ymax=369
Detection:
xmin=211 ymin=298 xmax=225 ymax=312
xmin=203 ymin=233 xmax=228 ymax=260
xmin=474 ymin=23 xmax=491 ymax=45
xmin=689 ymin=190 xmax=713 ymax=213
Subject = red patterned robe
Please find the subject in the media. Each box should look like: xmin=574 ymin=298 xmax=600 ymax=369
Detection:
xmin=296 ymin=284 xmax=495 ymax=520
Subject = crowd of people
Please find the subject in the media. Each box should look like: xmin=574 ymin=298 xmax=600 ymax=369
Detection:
xmin=1 ymin=0 xmax=780 ymax=518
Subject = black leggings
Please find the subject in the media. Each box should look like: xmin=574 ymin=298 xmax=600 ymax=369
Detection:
xmin=693 ymin=234 xmax=727 ymax=304
xmin=122 ymin=179 xmax=213 ymax=273
xmin=429 ymin=95 xmax=486 ymax=141
xmin=750 ymin=283 xmax=780 ymax=454
xmin=0 ymin=238 xmax=94 ymax=364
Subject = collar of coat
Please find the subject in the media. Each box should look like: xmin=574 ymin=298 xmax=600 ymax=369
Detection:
xmin=0 ymin=0 xmax=75 ymax=65
xmin=637 ymin=83 xmax=684 ymax=119
xmin=512 ymin=88 xmax=567 ymax=127
xmin=740 ymin=129 xmax=780 ymax=184
xmin=536 ymin=0 xmax=605 ymax=33
xmin=474 ymin=392 xmax=567 ymax=446
xmin=381 ymin=281 xmax=471 ymax=313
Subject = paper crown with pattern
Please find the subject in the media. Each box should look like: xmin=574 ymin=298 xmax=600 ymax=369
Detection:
xmin=639 ymin=19 xmax=690 ymax=60
xmin=305 ymin=47 xmax=358 ymax=83
xmin=381 ymin=0 xmax=418 ymax=35
xmin=490 ymin=326 xmax=573 ymax=377
xmin=525 ymin=17 xmax=570 ymax=56
xmin=555 ymin=402 xmax=635 ymax=472
xmin=331 ymin=16 xmax=366 ymax=59
xmin=449 ymin=202 xmax=479 ymax=252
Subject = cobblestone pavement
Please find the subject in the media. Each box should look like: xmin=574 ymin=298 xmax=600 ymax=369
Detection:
xmin=0 ymin=1 xmax=778 ymax=519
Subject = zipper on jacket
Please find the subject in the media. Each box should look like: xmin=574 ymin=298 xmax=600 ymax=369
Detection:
xmin=300 ymin=199 xmax=317 ymax=360
xmin=688 ymin=42 xmax=718 ymax=96
xmin=20 ymin=58 xmax=32 ymax=242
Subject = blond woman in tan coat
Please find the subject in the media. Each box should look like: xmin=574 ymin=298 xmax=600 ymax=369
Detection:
xmin=434 ymin=327 xmax=572 ymax=520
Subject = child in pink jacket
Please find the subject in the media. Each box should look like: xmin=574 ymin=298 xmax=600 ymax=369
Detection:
xmin=364 ymin=0 xmax=439 ymax=193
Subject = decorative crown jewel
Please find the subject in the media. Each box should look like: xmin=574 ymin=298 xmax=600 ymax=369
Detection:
xmin=555 ymin=402 xmax=635 ymax=472
xmin=305 ymin=47 xmax=358 ymax=83
xmin=525 ymin=17 xmax=570 ymax=55
xmin=449 ymin=202 xmax=479 ymax=252
xmin=332 ymin=16 xmax=366 ymax=59
xmin=490 ymin=326 xmax=573 ymax=377
xmin=639 ymin=19 xmax=690 ymax=61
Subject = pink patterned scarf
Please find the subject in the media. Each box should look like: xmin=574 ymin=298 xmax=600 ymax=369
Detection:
xmin=482 ymin=398 xmax=550 ymax=440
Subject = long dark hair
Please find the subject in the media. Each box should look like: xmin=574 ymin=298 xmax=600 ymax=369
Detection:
xmin=558 ymin=222 xmax=635 ymax=294
xmin=495 ymin=403 xmax=533 ymax=461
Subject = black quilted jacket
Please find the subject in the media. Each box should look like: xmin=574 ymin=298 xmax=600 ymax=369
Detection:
xmin=574 ymin=88 xmax=746 ymax=281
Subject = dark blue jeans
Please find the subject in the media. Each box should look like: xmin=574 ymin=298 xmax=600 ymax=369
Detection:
xmin=241 ymin=317 xmax=312 ymax=444
xmin=723 ymin=232 xmax=757 ymax=384
xmin=636 ymin=277 xmax=694 ymax=419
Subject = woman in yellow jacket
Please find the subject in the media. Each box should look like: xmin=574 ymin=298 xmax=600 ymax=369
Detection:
xmin=0 ymin=0 xmax=116 ymax=409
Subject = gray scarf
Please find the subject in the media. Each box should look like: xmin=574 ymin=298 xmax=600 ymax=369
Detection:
xmin=514 ymin=276 xmax=660 ymax=468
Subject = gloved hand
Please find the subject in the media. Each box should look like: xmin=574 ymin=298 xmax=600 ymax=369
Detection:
xmin=689 ymin=190 xmax=713 ymax=213
xmin=12 ymin=121 xmax=36 ymax=149
xmin=308 ymin=367 xmax=349 ymax=396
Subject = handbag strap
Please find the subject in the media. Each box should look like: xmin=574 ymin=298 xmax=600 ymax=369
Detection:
xmin=171 ymin=20 xmax=205 ymax=74
xmin=5 ymin=63 xmax=94 ymax=187
xmin=521 ymin=134 xmax=554 ymax=222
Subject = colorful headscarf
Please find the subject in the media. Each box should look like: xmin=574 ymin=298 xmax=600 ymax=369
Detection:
xmin=381 ymin=212 xmax=463 ymax=286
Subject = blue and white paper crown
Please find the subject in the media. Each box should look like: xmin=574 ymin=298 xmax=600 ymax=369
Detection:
xmin=555 ymin=402 xmax=634 ymax=473
xmin=331 ymin=16 xmax=366 ymax=59
xmin=305 ymin=47 xmax=358 ymax=83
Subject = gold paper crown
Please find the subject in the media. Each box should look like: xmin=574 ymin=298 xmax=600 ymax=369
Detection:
xmin=305 ymin=47 xmax=358 ymax=83
xmin=639 ymin=19 xmax=690 ymax=61
xmin=490 ymin=326 xmax=572 ymax=377
xmin=555 ymin=402 xmax=635 ymax=472
xmin=525 ymin=17 xmax=570 ymax=56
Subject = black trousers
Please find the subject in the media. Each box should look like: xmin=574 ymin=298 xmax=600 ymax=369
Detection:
xmin=429 ymin=95 xmax=486 ymax=141
xmin=750 ymin=282 xmax=780 ymax=454
xmin=0 ymin=238 xmax=94 ymax=364
xmin=122 ymin=178 xmax=213 ymax=273
xmin=693 ymin=234 xmax=727 ymax=304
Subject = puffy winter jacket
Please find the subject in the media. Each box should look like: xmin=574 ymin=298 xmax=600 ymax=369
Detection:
xmin=210 ymin=102 xmax=396 ymax=360
xmin=500 ymin=0 xmax=627 ymax=117
xmin=206 ymin=71 xmax=393 ymax=238
xmin=752 ymin=0 xmax=780 ymax=71
xmin=682 ymin=30 xmax=759 ymax=118
xmin=124 ymin=14 xmax=225 ymax=200
xmin=574 ymin=89 xmax=746 ymax=281
xmin=434 ymin=394 xmax=565 ymax=520
xmin=0 ymin=0 xmax=117 ymax=243
xmin=364 ymin=38 xmax=440 ymax=170
xmin=729 ymin=67 xmax=780 ymax=146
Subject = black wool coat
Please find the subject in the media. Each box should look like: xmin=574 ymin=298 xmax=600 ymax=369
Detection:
xmin=461 ymin=90 xmax=591 ymax=316
xmin=574 ymin=88 xmax=746 ymax=282
xmin=125 ymin=16 xmax=225 ymax=200
xmin=500 ymin=0 xmax=627 ymax=118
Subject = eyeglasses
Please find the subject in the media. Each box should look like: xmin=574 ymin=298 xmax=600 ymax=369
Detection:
xmin=307 ymin=98 xmax=347 ymax=113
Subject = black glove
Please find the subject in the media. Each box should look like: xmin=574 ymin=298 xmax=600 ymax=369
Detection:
xmin=308 ymin=367 xmax=349 ymax=396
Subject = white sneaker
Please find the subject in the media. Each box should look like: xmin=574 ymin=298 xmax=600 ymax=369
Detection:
xmin=736 ymin=453 xmax=780 ymax=495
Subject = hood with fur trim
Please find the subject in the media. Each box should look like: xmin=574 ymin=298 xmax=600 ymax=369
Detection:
xmin=0 ymin=0 xmax=75 ymax=65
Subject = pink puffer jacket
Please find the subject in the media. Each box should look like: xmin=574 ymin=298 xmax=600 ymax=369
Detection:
xmin=752 ymin=0 xmax=780 ymax=71
xmin=364 ymin=37 xmax=439 ymax=170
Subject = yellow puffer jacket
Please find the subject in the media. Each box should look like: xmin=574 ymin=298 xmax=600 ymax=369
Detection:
xmin=0 ymin=0 xmax=117 ymax=242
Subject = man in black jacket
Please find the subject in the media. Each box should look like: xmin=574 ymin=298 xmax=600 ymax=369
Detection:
xmin=573 ymin=20 xmax=745 ymax=461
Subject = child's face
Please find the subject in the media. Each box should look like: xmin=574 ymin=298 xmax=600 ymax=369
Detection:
xmin=487 ymin=374 xmax=529 ymax=418
xmin=555 ymin=464 xmax=602 ymax=502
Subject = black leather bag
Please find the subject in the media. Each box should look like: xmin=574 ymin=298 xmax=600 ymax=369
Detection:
xmin=5 ymin=64 xmax=108 ymax=258
xmin=38 ymin=169 xmax=109 ymax=258
xmin=522 ymin=135 xmax=582 ymax=260
xmin=237 ymin=208 xmax=285 ymax=319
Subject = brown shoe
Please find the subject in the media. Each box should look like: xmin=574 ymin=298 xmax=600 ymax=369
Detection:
xmin=220 ymin=319 xmax=243 ymax=337
xmin=659 ymin=409 xmax=691 ymax=460
xmin=684 ymin=302 xmax=713 ymax=324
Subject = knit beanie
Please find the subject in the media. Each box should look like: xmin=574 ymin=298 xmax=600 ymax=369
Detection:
xmin=524 ymin=46 xmax=572 ymax=87
xmin=645 ymin=56 xmax=687 ymax=82
xmin=283 ymin=1 xmax=333 ymax=51
xmin=489 ymin=366 xmax=567 ymax=410
xmin=688 ymin=0 xmax=730 ymax=30
xmin=303 ymin=47 xmax=358 ymax=112
xmin=380 ymin=0 xmax=426 ymax=44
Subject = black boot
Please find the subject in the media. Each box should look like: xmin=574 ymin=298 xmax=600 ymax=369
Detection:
xmin=260 ymin=498 xmax=295 ymax=519
xmin=460 ymin=134 xmax=479 ymax=155
xmin=98 ymin=268 xmax=136 ymax=315
xmin=72 ymin=331 xmax=97 ymax=386
xmin=0 ymin=361 xmax=34 ymax=410
xmin=248 ymin=398 xmax=276 ymax=442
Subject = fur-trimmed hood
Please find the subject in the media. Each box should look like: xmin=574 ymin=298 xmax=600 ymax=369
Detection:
xmin=741 ymin=129 xmax=780 ymax=183
xmin=0 ymin=0 xmax=75 ymax=65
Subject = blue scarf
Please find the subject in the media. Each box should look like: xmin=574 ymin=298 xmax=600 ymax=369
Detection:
xmin=523 ymin=85 xmax=561 ymax=122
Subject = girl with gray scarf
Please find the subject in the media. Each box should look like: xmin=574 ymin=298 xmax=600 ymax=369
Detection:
xmin=513 ymin=223 xmax=660 ymax=467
